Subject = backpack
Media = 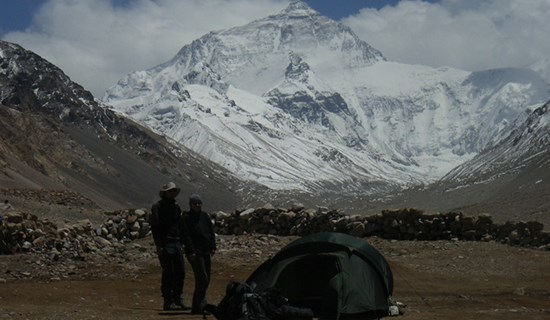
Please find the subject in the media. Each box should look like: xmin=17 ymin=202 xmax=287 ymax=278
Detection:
xmin=203 ymin=282 xmax=253 ymax=320
xmin=204 ymin=282 xmax=313 ymax=320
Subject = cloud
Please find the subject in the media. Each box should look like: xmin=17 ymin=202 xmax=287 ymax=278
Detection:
xmin=342 ymin=0 xmax=550 ymax=72
xmin=3 ymin=0 xmax=549 ymax=98
xmin=4 ymin=0 xmax=287 ymax=98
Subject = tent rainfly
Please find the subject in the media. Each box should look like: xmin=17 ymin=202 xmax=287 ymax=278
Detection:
xmin=246 ymin=232 xmax=395 ymax=319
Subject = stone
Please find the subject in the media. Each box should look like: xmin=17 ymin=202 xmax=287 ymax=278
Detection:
xmin=291 ymin=203 xmax=305 ymax=212
xmin=134 ymin=209 xmax=147 ymax=218
xmin=127 ymin=215 xmax=138 ymax=224
xmin=238 ymin=208 xmax=255 ymax=221
xmin=348 ymin=222 xmax=365 ymax=237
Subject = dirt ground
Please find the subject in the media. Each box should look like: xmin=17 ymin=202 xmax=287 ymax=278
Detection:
xmin=0 ymin=234 xmax=549 ymax=320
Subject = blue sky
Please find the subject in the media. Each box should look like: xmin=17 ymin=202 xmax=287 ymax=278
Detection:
xmin=1 ymin=0 xmax=548 ymax=98
xmin=304 ymin=0 xmax=405 ymax=19
xmin=0 ymin=0 xmax=411 ymax=33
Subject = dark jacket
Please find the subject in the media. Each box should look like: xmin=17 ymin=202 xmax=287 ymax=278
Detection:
xmin=183 ymin=210 xmax=216 ymax=255
xmin=150 ymin=198 xmax=186 ymax=247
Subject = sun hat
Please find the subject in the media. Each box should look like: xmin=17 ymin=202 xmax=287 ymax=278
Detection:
xmin=159 ymin=182 xmax=180 ymax=197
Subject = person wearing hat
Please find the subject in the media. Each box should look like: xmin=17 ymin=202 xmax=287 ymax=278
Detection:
xmin=182 ymin=194 xmax=217 ymax=314
xmin=150 ymin=182 xmax=189 ymax=311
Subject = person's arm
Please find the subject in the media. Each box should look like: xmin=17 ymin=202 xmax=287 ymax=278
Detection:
xmin=181 ymin=212 xmax=196 ymax=256
xmin=206 ymin=212 xmax=217 ymax=253
xmin=150 ymin=204 xmax=163 ymax=253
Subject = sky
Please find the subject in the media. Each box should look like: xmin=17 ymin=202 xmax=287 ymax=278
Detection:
xmin=1 ymin=0 xmax=549 ymax=98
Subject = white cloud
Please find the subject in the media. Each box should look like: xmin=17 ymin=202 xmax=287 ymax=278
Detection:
xmin=342 ymin=0 xmax=550 ymax=72
xmin=3 ymin=0 xmax=549 ymax=98
xmin=4 ymin=0 xmax=287 ymax=98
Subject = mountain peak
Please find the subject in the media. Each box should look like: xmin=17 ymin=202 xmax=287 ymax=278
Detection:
xmin=283 ymin=1 xmax=319 ymax=17
xmin=103 ymin=3 xmax=548 ymax=199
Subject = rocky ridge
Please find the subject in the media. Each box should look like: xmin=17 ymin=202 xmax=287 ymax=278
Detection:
xmin=0 ymin=40 xmax=255 ymax=211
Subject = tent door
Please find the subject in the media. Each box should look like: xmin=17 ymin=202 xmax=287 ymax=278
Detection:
xmin=273 ymin=254 xmax=342 ymax=319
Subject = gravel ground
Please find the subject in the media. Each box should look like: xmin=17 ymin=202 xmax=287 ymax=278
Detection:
xmin=0 ymin=233 xmax=549 ymax=320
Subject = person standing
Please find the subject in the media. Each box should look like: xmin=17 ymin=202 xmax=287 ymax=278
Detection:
xmin=183 ymin=194 xmax=216 ymax=314
xmin=150 ymin=182 xmax=189 ymax=311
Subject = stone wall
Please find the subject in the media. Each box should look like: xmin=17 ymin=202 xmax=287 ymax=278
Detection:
xmin=211 ymin=206 xmax=549 ymax=248
xmin=1 ymin=212 xmax=105 ymax=256
xmin=0 ymin=208 xmax=153 ymax=255
xmin=1 ymin=206 xmax=548 ymax=255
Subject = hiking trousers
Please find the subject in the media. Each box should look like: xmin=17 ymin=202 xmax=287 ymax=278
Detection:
xmin=158 ymin=242 xmax=185 ymax=300
xmin=188 ymin=253 xmax=211 ymax=313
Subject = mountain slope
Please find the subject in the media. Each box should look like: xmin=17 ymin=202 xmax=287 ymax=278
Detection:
xmin=437 ymin=100 xmax=550 ymax=225
xmin=103 ymin=1 xmax=550 ymax=196
xmin=362 ymin=100 xmax=550 ymax=227
xmin=0 ymin=40 xmax=254 ymax=212
xmin=442 ymin=101 xmax=550 ymax=184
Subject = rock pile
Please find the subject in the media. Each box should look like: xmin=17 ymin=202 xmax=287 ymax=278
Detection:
xmin=0 ymin=208 xmax=154 ymax=255
xmin=0 ymin=210 xmax=153 ymax=281
xmin=0 ymin=211 xmax=118 ymax=256
xmin=97 ymin=209 xmax=150 ymax=241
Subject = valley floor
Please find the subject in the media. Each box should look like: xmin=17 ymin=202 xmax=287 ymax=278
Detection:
xmin=0 ymin=235 xmax=549 ymax=319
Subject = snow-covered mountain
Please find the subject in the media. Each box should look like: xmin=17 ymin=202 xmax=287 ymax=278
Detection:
xmin=401 ymin=99 xmax=550 ymax=225
xmin=442 ymin=100 xmax=550 ymax=185
xmin=103 ymin=1 xmax=550 ymax=195
xmin=0 ymin=40 xmax=250 ymax=211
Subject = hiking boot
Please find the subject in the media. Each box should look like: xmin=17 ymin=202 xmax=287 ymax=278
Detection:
xmin=168 ymin=302 xmax=183 ymax=310
xmin=163 ymin=298 xmax=172 ymax=311
xmin=191 ymin=300 xmax=209 ymax=314
xmin=171 ymin=298 xmax=190 ymax=311
xmin=164 ymin=302 xmax=187 ymax=311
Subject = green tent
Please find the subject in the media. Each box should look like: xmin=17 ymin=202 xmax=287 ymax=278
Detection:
xmin=246 ymin=232 xmax=394 ymax=319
